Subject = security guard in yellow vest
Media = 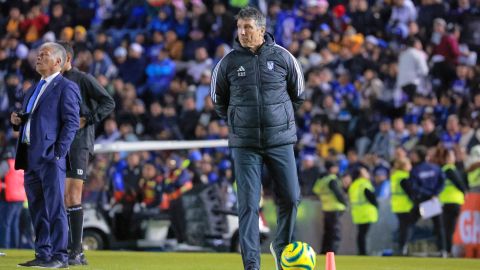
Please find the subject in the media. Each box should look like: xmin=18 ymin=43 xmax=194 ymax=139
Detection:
xmin=436 ymin=149 xmax=466 ymax=254
xmin=466 ymin=163 xmax=480 ymax=191
xmin=466 ymin=145 xmax=480 ymax=191
xmin=390 ymin=158 xmax=413 ymax=255
xmin=313 ymin=161 xmax=347 ymax=254
xmin=348 ymin=167 xmax=378 ymax=255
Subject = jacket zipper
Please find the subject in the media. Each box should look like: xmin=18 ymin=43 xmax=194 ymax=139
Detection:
xmin=255 ymin=54 xmax=263 ymax=147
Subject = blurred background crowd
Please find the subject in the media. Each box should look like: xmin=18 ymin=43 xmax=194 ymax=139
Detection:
xmin=1 ymin=0 xmax=480 ymax=255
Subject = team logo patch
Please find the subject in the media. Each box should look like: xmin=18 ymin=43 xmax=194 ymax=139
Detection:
xmin=77 ymin=169 xmax=84 ymax=175
xmin=267 ymin=61 xmax=274 ymax=70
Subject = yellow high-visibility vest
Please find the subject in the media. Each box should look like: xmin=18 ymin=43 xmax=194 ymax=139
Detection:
xmin=467 ymin=167 xmax=480 ymax=189
xmin=439 ymin=164 xmax=465 ymax=205
xmin=313 ymin=174 xmax=346 ymax=212
xmin=348 ymin=177 xmax=378 ymax=224
xmin=390 ymin=169 xmax=413 ymax=213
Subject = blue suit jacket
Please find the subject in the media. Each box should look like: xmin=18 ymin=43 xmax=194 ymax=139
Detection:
xmin=14 ymin=74 xmax=81 ymax=171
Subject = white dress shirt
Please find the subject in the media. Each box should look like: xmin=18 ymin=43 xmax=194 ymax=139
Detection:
xmin=24 ymin=71 xmax=60 ymax=144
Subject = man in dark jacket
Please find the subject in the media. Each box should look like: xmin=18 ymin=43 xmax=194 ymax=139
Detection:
xmin=403 ymin=146 xmax=447 ymax=257
xmin=58 ymin=41 xmax=115 ymax=265
xmin=211 ymin=7 xmax=304 ymax=270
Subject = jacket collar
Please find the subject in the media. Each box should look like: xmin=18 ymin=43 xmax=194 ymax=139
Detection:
xmin=233 ymin=32 xmax=275 ymax=54
xmin=30 ymin=74 xmax=63 ymax=114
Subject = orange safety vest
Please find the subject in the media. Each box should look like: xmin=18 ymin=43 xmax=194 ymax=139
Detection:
xmin=2 ymin=159 xmax=26 ymax=202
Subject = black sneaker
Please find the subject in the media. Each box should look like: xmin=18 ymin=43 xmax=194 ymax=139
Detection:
xmin=37 ymin=259 xmax=69 ymax=269
xmin=68 ymin=252 xmax=88 ymax=266
xmin=17 ymin=258 xmax=47 ymax=267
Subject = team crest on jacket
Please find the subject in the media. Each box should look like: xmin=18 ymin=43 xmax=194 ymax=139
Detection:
xmin=267 ymin=61 xmax=274 ymax=70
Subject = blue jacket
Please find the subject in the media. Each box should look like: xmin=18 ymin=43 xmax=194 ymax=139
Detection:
xmin=14 ymin=75 xmax=81 ymax=171
xmin=409 ymin=162 xmax=445 ymax=202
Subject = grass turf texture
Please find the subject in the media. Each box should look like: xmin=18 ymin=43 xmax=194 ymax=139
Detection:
xmin=1 ymin=250 xmax=478 ymax=270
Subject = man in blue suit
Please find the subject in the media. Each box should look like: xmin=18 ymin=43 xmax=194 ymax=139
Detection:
xmin=10 ymin=42 xmax=80 ymax=268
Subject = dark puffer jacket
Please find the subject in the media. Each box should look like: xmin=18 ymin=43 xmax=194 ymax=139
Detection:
xmin=211 ymin=33 xmax=305 ymax=148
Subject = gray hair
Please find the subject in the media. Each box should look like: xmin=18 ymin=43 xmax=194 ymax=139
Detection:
xmin=40 ymin=42 xmax=67 ymax=68
xmin=236 ymin=6 xmax=266 ymax=28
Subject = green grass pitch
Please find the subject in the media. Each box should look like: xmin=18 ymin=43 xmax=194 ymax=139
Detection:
xmin=1 ymin=250 xmax=478 ymax=270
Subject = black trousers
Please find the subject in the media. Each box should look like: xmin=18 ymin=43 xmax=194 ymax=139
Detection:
xmin=357 ymin=223 xmax=371 ymax=255
xmin=321 ymin=211 xmax=343 ymax=254
xmin=442 ymin=203 xmax=461 ymax=253
xmin=396 ymin=213 xmax=411 ymax=254
xmin=408 ymin=206 xmax=447 ymax=253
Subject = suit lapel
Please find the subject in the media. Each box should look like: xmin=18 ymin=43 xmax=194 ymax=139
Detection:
xmin=22 ymin=85 xmax=37 ymax=112
xmin=32 ymin=74 xmax=62 ymax=114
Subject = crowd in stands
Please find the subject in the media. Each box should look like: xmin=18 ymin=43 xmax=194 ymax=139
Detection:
xmin=1 ymin=0 xmax=480 ymax=254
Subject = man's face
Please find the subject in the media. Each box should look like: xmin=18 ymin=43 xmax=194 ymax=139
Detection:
xmin=237 ymin=18 xmax=265 ymax=50
xmin=36 ymin=46 xmax=60 ymax=76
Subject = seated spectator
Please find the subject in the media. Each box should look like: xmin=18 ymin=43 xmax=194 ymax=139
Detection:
xmin=392 ymin=117 xmax=409 ymax=146
xmin=19 ymin=5 xmax=49 ymax=44
xmin=145 ymin=48 xmax=175 ymax=99
xmin=48 ymin=3 xmax=71 ymax=38
xmin=59 ymin=26 xmax=74 ymax=42
xmin=146 ymin=30 xmax=165 ymax=62
xmin=95 ymin=118 xmax=121 ymax=144
xmin=89 ymin=47 xmax=117 ymax=80
xmin=441 ymin=114 xmax=461 ymax=149
xmin=118 ymin=43 xmax=146 ymax=87
xmin=186 ymin=46 xmax=212 ymax=84
xmin=298 ymin=117 xmax=323 ymax=156
xmin=418 ymin=116 xmax=440 ymax=148
xmin=4 ymin=7 xmax=22 ymax=36
xmin=139 ymin=162 xmax=168 ymax=210
xmin=164 ymin=30 xmax=184 ymax=61
xmin=299 ymin=154 xmax=322 ymax=196
xmin=298 ymin=39 xmax=322 ymax=72
xmin=145 ymin=101 xmax=165 ymax=139
xmin=369 ymin=117 xmax=395 ymax=161
xmin=148 ymin=6 xmax=173 ymax=34
xmin=73 ymin=25 xmax=91 ymax=54
xmin=195 ymin=70 xmax=212 ymax=111
xmin=317 ymin=121 xmax=345 ymax=158
xmin=403 ymin=115 xmax=422 ymax=151
xmin=172 ymin=6 xmax=190 ymax=41
xmin=183 ymin=29 xmax=209 ymax=62
xmin=179 ymin=96 xmax=200 ymax=140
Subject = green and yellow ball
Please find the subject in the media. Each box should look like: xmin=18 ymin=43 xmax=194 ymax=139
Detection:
xmin=281 ymin=241 xmax=316 ymax=270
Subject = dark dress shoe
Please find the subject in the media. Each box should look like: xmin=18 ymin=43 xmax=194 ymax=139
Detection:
xmin=37 ymin=259 xmax=69 ymax=269
xmin=68 ymin=252 xmax=88 ymax=265
xmin=17 ymin=258 xmax=47 ymax=267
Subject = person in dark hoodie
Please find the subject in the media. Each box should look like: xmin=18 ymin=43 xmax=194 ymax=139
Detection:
xmin=403 ymin=145 xmax=447 ymax=257
xmin=211 ymin=6 xmax=304 ymax=270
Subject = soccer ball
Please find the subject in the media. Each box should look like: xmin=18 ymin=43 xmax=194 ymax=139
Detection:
xmin=281 ymin=241 xmax=316 ymax=270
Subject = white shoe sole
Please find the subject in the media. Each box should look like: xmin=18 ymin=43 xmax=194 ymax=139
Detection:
xmin=270 ymin=242 xmax=280 ymax=270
